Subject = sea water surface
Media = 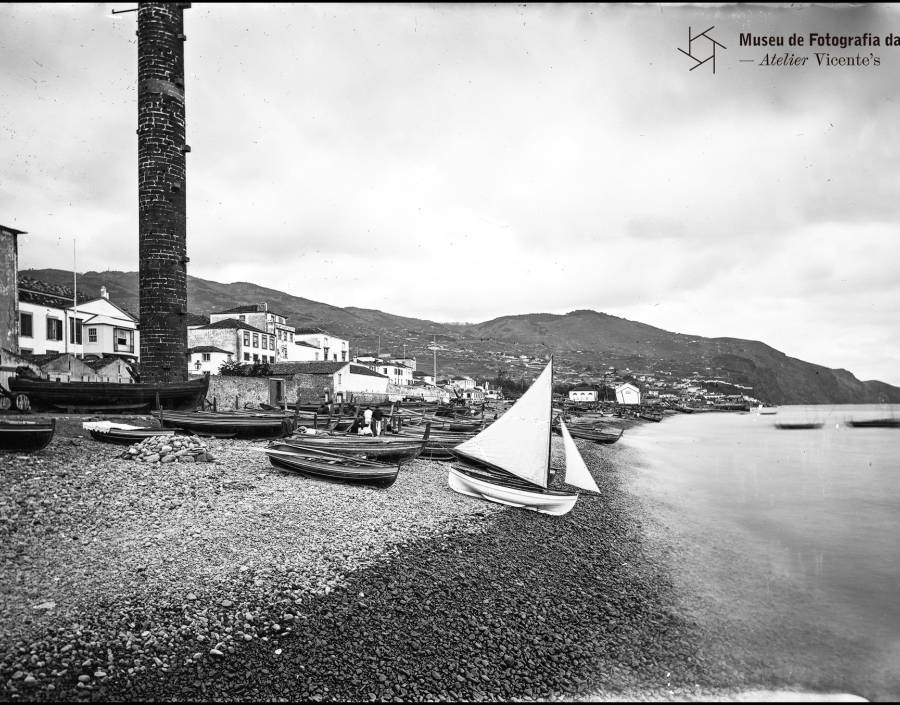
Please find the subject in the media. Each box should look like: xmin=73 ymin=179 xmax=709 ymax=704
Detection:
xmin=621 ymin=405 xmax=900 ymax=701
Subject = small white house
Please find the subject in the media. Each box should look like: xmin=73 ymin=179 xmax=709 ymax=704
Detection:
xmin=615 ymin=382 xmax=641 ymax=405
xmin=568 ymin=384 xmax=600 ymax=403
xmin=188 ymin=345 xmax=233 ymax=375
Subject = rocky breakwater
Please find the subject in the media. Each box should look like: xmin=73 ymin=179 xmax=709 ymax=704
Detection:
xmin=122 ymin=436 xmax=214 ymax=464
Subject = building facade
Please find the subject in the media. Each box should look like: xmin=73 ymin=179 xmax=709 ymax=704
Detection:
xmin=187 ymin=318 xmax=276 ymax=364
xmin=294 ymin=328 xmax=350 ymax=363
xmin=210 ymin=303 xmax=297 ymax=361
xmin=615 ymin=382 xmax=641 ymax=405
xmin=17 ymin=278 xmax=139 ymax=361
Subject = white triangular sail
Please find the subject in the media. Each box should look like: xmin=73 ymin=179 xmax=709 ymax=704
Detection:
xmin=559 ymin=419 xmax=600 ymax=493
xmin=454 ymin=360 xmax=553 ymax=488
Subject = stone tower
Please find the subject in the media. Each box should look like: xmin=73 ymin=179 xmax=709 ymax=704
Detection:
xmin=137 ymin=2 xmax=190 ymax=383
xmin=0 ymin=225 xmax=26 ymax=355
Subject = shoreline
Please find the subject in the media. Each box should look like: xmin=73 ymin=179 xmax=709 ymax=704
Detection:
xmin=0 ymin=415 xmax=866 ymax=701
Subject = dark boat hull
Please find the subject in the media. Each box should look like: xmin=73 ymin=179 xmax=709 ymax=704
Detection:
xmin=8 ymin=376 xmax=209 ymax=413
xmin=276 ymin=435 xmax=425 ymax=462
xmin=0 ymin=419 xmax=56 ymax=452
xmin=554 ymin=425 xmax=623 ymax=444
xmin=846 ymin=419 xmax=900 ymax=428
xmin=89 ymin=428 xmax=186 ymax=445
xmin=775 ymin=422 xmax=824 ymax=430
xmin=266 ymin=447 xmax=399 ymax=488
xmin=155 ymin=411 xmax=294 ymax=438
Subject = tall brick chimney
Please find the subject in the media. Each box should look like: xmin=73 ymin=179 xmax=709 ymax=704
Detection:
xmin=137 ymin=2 xmax=190 ymax=383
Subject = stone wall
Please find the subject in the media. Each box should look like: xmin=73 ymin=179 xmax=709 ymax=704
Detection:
xmin=138 ymin=3 xmax=190 ymax=383
xmin=207 ymin=376 xmax=270 ymax=410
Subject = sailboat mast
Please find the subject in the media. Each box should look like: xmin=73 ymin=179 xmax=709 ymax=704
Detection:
xmin=547 ymin=355 xmax=553 ymax=485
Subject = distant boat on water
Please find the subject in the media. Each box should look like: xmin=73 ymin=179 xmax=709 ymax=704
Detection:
xmin=757 ymin=404 xmax=778 ymax=415
xmin=774 ymin=422 xmax=824 ymax=430
xmin=846 ymin=418 xmax=900 ymax=428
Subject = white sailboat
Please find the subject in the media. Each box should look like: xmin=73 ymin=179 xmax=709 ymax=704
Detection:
xmin=447 ymin=358 xmax=600 ymax=516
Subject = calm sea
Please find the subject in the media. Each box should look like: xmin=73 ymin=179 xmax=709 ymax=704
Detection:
xmin=621 ymin=405 xmax=900 ymax=701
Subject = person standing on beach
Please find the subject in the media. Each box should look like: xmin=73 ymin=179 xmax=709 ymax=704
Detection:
xmin=372 ymin=406 xmax=384 ymax=436
xmin=363 ymin=406 xmax=373 ymax=435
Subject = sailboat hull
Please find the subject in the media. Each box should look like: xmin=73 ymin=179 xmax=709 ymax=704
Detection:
xmin=447 ymin=465 xmax=577 ymax=516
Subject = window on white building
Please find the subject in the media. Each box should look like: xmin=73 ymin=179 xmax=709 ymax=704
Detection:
xmin=88 ymin=327 xmax=97 ymax=343
xmin=244 ymin=353 xmax=250 ymax=361
xmin=252 ymin=333 xmax=259 ymax=348
xmin=202 ymin=353 xmax=211 ymax=361
xmin=69 ymin=318 xmax=83 ymax=344
xmin=47 ymin=317 xmax=63 ymax=341
xmin=243 ymin=332 xmax=250 ymax=346
xmin=20 ymin=312 xmax=33 ymax=338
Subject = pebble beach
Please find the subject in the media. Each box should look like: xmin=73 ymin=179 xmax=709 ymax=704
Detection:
xmin=0 ymin=416 xmax=848 ymax=701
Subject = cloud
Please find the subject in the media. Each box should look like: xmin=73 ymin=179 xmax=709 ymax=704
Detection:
xmin=2 ymin=3 xmax=899 ymax=384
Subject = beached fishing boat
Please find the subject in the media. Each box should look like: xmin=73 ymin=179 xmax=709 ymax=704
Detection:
xmin=638 ymin=411 xmax=663 ymax=423
xmin=276 ymin=423 xmax=430 ymax=462
xmin=448 ymin=359 xmax=600 ymax=516
xmin=846 ymin=418 xmax=900 ymax=428
xmin=553 ymin=423 xmax=623 ymax=444
xmin=154 ymin=409 xmax=295 ymax=438
xmin=0 ymin=418 xmax=56 ymax=452
xmin=83 ymin=421 xmax=189 ymax=445
xmin=395 ymin=426 xmax=478 ymax=460
xmin=774 ymin=422 xmax=824 ymax=430
xmin=265 ymin=444 xmax=400 ymax=488
xmin=7 ymin=375 xmax=209 ymax=413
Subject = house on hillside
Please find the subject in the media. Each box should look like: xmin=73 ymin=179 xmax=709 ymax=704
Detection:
xmin=615 ymin=382 xmax=641 ymax=405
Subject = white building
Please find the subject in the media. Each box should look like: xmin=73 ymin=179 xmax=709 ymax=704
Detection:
xmin=268 ymin=361 xmax=389 ymax=399
xmin=568 ymin=384 xmax=600 ymax=403
xmin=17 ymin=278 xmax=139 ymax=360
xmin=615 ymin=382 xmax=641 ymax=405
xmin=188 ymin=318 xmax=276 ymax=364
xmin=210 ymin=303 xmax=296 ymax=361
xmin=450 ymin=375 xmax=476 ymax=390
xmin=188 ymin=345 xmax=233 ymax=375
xmin=293 ymin=328 xmax=350 ymax=363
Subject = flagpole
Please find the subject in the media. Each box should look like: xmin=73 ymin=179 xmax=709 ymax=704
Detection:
xmin=72 ymin=239 xmax=78 ymax=357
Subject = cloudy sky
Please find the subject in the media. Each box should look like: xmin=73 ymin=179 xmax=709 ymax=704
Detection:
xmin=2 ymin=3 xmax=899 ymax=385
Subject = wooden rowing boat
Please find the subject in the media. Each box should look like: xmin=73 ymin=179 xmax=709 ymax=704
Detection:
xmin=88 ymin=427 xmax=188 ymax=445
xmin=154 ymin=410 xmax=295 ymax=438
xmin=0 ymin=418 xmax=56 ymax=452
xmin=553 ymin=424 xmax=623 ymax=444
xmin=265 ymin=444 xmax=400 ymax=488
xmin=277 ymin=423 xmax=430 ymax=462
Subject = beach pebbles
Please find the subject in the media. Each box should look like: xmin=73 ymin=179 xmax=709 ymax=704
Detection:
xmin=122 ymin=436 xmax=214 ymax=463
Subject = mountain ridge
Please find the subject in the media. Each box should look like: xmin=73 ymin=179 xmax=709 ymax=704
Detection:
xmin=20 ymin=268 xmax=900 ymax=404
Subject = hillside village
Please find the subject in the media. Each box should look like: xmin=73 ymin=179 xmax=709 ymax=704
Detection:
xmin=1 ymin=259 xmax=760 ymax=410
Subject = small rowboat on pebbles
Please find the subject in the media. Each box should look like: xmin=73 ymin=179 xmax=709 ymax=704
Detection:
xmin=0 ymin=418 xmax=56 ymax=452
xmin=265 ymin=444 xmax=400 ymax=488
